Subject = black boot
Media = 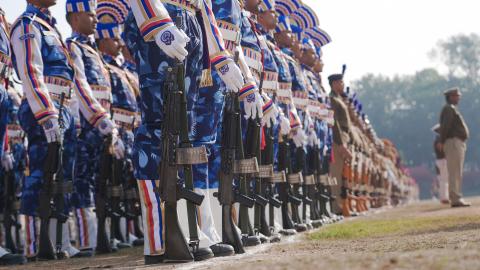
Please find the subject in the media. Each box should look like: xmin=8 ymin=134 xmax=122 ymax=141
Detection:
xmin=0 ymin=253 xmax=27 ymax=266
xmin=242 ymin=235 xmax=261 ymax=246
xmin=210 ymin=243 xmax=235 ymax=257
xmin=71 ymin=249 xmax=95 ymax=258
xmin=144 ymin=254 xmax=166 ymax=265
xmin=192 ymin=247 xmax=214 ymax=261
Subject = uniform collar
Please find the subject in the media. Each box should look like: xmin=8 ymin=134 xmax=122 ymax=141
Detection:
xmin=71 ymin=32 xmax=96 ymax=46
xmin=102 ymin=52 xmax=122 ymax=67
xmin=26 ymin=4 xmax=56 ymax=26
xmin=123 ymin=60 xmax=136 ymax=71
xmin=281 ymin=48 xmax=293 ymax=57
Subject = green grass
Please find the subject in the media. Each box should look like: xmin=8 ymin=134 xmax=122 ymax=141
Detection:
xmin=309 ymin=216 xmax=480 ymax=240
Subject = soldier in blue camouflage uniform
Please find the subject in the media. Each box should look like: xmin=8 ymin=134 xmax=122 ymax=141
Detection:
xmin=65 ymin=0 xmax=122 ymax=254
xmin=0 ymin=7 xmax=27 ymax=265
xmin=125 ymin=0 xmax=244 ymax=264
xmin=96 ymin=11 xmax=142 ymax=248
xmin=10 ymin=0 xmax=110 ymax=259
xmin=191 ymin=0 xmax=265 ymax=255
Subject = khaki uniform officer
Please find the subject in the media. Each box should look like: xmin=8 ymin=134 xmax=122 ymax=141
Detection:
xmin=438 ymin=88 xmax=470 ymax=207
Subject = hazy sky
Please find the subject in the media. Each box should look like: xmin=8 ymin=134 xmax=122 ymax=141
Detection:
xmin=3 ymin=0 xmax=480 ymax=84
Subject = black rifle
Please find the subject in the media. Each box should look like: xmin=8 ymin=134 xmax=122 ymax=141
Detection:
xmin=2 ymin=169 xmax=21 ymax=254
xmin=95 ymin=135 xmax=114 ymax=254
xmin=158 ymin=59 xmax=207 ymax=262
xmin=246 ymin=117 xmax=270 ymax=238
xmin=236 ymin=150 xmax=258 ymax=239
xmin=216 ymin=92 xmax=256 ymax=254
xmin=110 ymin=154 xmax=130 ymax=248
xmin=258 ymin=125 xmax=278 ymax=237
xmin=277 ymin=134 xmax=298 ymax=230
xmin=123 ymin=159 xmax=143 ymax=242
xmin=38 ymin=93 xmax=71 ymax=260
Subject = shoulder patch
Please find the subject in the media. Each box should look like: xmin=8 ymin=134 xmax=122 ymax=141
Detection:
xmin=19 ymin=33 xmax=35 ymax=40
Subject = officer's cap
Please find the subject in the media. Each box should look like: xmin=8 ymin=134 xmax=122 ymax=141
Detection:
xmin=290 ymin=4 xmax=319 ymax=30
xmin=443 ymin=87 xmax=461 ymax=96
xmin=95 ymin=23 xmax=121 ymax=39
xmin=302 ymin=37 xmax=316 ymax=51
xmin=275 ymin=15 xmax=291 ymax=33
xmin=66 ymin=0 xmax=97 ymax=13
xmin=97 ymin=0 xmax=130 ymax=24
xmin=304 ymin=27 xmax=332 ymax=48
xmin=258 ymin=0 xmax=276 ymax=13
xmin=328 ymin=74 xmax=343 ymax=83
xmin=275 ymin=0 xmax=302 ymax=17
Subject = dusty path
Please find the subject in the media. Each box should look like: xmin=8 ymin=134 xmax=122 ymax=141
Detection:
xmin=4 ymin=198 xmax=480 ymax=270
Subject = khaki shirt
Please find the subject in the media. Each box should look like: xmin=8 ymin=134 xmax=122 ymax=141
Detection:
xmin=439 ymin=104 xmax=469 ymax=143
xmin=330 ymin=92 xmax=351 ymax=145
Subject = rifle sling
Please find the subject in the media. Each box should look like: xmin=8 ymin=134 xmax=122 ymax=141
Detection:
xmin=176 ymin=146 xmax=208 ymax=165
xmin=233 ymin=157 xmax=259 ymax=174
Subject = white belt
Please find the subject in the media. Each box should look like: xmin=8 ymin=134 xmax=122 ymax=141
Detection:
xmin=92 ymin=90 xmax=112 ymax=101
xmin=262 ymin=80 xmax=277 ymax=92
xmin=47 ymin=83 xmax=72 ymax=97
xmin=112 ymin=109 xmax=136 ymax=125
xmin=219 ymin=28 xmax=241 ymax=44
xmin=293 ymin=97 xmax=308 ymax=109
xmin=7 ymin=128 xmax=24 ymax=139
xmin=277 ymin=89 xmax=292 ymax=103
xmin=244 ymin=55 xmax=262 ymax=73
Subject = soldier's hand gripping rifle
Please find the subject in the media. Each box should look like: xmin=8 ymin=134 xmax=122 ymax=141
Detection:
xmin=38 ymin=93 xmax=72 ymax=260
xmin=159 ymin=36 xmax=208 ymax=261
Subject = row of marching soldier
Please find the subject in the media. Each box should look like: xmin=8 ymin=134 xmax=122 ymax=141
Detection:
xmin=0 ymin=0 xmax=419 ymax=266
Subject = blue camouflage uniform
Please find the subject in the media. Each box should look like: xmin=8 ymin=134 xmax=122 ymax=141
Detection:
xmin=0 ymin=8 xmax=11 ymax=158
xmin=103 ymin=53 xmax=139 ymax=163
xmin=125 ymin=0 xmax=235 ymax=255
xmin=256 ymin=24 xmax=281 ymax=170
xmin=10 ymin=4 xmax=108 ymax=256
xmin=0 ymin=8 xmax=14 ymax=213
xmin=67 ymin=33 xmax=112 ymax=210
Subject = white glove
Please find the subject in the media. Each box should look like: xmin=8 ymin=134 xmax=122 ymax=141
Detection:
xmin=112 ymin=134 xmax=125 ymax=159
xmin=307 ymin=131 xmax=318 ymax=146
xmin=305 ymin=112 xmax=315 ymax=132
xmin=155 ymin=25 xmax=190 ymax=61
xmin=98 ymin=118 xmax=116 ymax=136
xmin=216 ymin=59 xmax=244 ymax=92
xmin=261 ymin=94 xmax=279 ymax=128
xmin=279 ymin=113 xmax=291 ymax=136
xmin=42 ymin=118 xmax=61 ymax=143
xmin=241 ymin=84 xmax=264 ymax=119
xmin=1 ymin=152 xmax=14 ymax=171
xmin=292 ymin=129 xmax=307 ymax=148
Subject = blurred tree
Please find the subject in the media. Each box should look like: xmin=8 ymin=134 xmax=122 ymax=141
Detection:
xmin=353 ymin=34 xmax=480 ymax=171
xmin=431 ymin=33 xmax=480 ymax=84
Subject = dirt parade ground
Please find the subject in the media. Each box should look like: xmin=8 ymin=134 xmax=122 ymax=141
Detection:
xmin=4 ymin=197 xmax=480 ymax=270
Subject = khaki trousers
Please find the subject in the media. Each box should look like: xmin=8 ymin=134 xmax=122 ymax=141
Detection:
xmin=444 ymin=138 xmax=466 ymax=203
xmin=330 ymin=143 xmax=345 ymax=214
xmin=435 ymin=159 xmax=449 ymax=201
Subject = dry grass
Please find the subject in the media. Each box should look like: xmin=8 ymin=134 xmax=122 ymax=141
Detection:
xmin=308 ymin=215 xmax=480 ymax=240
